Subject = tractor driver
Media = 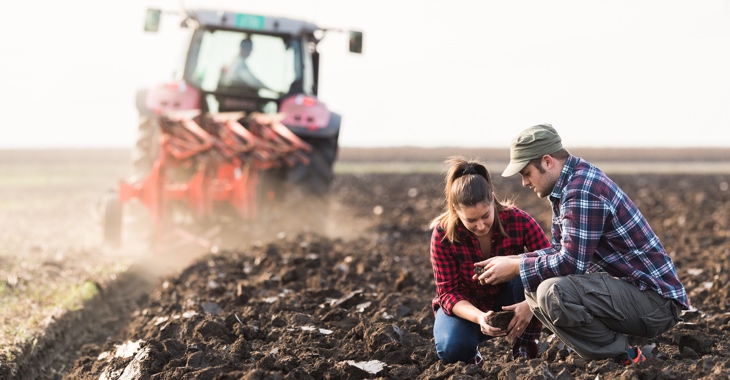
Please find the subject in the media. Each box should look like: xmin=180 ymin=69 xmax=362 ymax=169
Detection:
xmin=219 ymin=38 xmax=272 ymax=95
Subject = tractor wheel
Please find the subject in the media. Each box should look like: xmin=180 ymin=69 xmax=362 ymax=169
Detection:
xmin=287 ymin=134 xmax=338 ymax=229
xmin=254 ymin=134 xmax=338 ymax=233
xmin=258 ymin=134 xmax=338 ymax=202
xmin=257 ymin=166 xmax=287 ymax=206
xmin=125 ymin=115 xmax=160 ymax=244
xmin=291 ymin=134 xmax=339 ymax=195
xmin=131 ymin=115 xmax=160 ymax=181
xmin=102 ymin=191 xmax=122 ymax=246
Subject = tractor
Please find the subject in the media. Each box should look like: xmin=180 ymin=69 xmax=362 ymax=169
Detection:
xmin=103 ymin=8 xmax=363 ymax=250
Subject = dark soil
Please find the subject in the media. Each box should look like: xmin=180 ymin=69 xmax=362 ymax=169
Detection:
xmin=487 ymin=311 xmax=515 ymax=331
xmin=63 ymin=172 xmax=730 ymax=379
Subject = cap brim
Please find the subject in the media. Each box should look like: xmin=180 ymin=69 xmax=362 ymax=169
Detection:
xmin=501 ymin=160 xmax=529 ymax=177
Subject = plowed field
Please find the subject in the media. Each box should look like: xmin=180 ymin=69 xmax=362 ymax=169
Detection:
xmin=1 ymin=148 xmax=729 ymax=380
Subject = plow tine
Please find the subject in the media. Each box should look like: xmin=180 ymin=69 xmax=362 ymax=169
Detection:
xmin=239 ymin=113 xmax=314 ymax=167
xmin=180 ymin=118 xmax=215 ymax=144
xmin=244 ymin=115 xmax=313 ymax=167
xmin=222 ymin=119 xmax=259 ymax=153
xmin=281 ymin=155 xmax=296 ymax=167
xmin=253 ymin=148 xmax=275 ymax=163
xmin=292 ymin=150 xmax=311 ymax=166
xmin=162 ymin=116 xmax=216 ymax=160
xmin=270 ymin=122 xmax=313 ymax=153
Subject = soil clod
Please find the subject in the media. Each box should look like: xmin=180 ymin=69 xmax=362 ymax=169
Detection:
xmin=487 ymin=310 xmax=515 ymax=330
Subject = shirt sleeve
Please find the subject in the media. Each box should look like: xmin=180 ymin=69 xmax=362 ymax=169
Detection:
xmin=520 ymin=189 xmax=608 ymax=292
xmin=430 ymin=228 xmax=467 ymax=315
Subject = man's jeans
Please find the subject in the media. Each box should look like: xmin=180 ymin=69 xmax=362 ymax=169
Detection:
xmin=433 ymin=277 xmax=525 ymax=363
xmin=525 ymin=273 xmax=682 ymax=360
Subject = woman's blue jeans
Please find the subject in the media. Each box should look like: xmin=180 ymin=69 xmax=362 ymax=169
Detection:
xmin=433 ymin=277 xmax=525 ymax=363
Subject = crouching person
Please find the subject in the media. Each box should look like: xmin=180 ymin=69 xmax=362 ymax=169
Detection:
xmin=429 ymin=157 xmax=550 ymax=364
xmin=477 ymin=124 xmax=688 ymax=365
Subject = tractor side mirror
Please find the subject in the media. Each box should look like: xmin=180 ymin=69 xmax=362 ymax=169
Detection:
xmin=144 ymin=8 xmax=162 ymax=32
xmin=349 ymin=31 xmax=363 ymax=54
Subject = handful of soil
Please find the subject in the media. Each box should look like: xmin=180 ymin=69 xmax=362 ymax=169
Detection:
xmin=487 ymin=310 xmax=514 ymax=330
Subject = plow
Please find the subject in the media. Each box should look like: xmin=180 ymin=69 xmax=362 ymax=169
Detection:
xmin=101 ymin=8 xmax=363 ymax=250
xmin=104 ymin=109 xmax=313 ymax=249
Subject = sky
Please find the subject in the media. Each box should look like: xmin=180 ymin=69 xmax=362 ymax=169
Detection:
xmin=1 ymin=0 xmax=729 ymax=149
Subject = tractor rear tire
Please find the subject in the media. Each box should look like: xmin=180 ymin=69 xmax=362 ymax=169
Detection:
xmin=258 ymin=134 xmax=338 ymax=200
xmin=103 ymin=191 xmax=122 ymax=246
xmin=131 ymin=115 xmax=160 ymax=182
xmin=255 ymin=134 xmax=338 ymax=232
xmin=291 ymin=134 xmax=339 ymax=195
xmin=126 ymin=115 xmax=160 ymax=244
xmin=286 ymin=135 xmax=338 ymax=229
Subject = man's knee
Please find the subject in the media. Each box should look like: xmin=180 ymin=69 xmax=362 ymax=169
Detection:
xmin=534 ymin=277 xmax=566 ymax=310
xmin=533 ymin=277 xmax=592 ymax=327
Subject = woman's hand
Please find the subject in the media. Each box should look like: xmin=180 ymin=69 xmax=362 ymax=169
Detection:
xmin=503 ymin=301 xmax=533 ymax=341
xmin=478 ymin=310 xmax=508 ymax=337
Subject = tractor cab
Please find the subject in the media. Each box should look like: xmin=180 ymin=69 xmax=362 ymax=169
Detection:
xmin=144 ymin=9 xmax=362 ymax=116
xmin=183 ymin=11 xmax=319 ymax=115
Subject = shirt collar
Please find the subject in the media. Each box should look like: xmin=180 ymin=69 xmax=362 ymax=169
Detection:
xmin=549 ymin=155 xmax=579 ymax=201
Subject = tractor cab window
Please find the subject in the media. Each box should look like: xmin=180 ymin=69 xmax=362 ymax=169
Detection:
xmin=186 ymin=30 xmax=307 ymax=99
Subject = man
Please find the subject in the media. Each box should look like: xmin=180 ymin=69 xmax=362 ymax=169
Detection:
xmin=475 ymin=124 xmax=688 ymax=365
xmin=219 ymin=38 xmax=269 ymax=94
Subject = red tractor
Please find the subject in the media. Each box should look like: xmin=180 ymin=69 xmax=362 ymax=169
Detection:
xmin=103 ymin=8 xmax=363 ymax=249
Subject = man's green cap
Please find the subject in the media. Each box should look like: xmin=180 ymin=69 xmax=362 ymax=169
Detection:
xmin=501 ymin=124 xmax=563 ymax=177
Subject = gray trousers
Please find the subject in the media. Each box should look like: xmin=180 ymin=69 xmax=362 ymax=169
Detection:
xmin=525 ymin=273 xmax=682 ymax=360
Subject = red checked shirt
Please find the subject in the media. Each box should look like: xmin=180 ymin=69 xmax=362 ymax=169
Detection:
xmin=430 ymin=207 xmax=550 ymax=316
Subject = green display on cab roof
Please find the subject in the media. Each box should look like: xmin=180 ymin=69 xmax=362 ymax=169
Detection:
xmin=235 ymin=13 xmax=265 ymax=30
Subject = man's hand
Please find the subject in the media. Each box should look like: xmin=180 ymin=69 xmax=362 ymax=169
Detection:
xmin=503 ymin=301 xmax=533 ymax=341
xmin=473 ymin=256 xmax=521 ymax=285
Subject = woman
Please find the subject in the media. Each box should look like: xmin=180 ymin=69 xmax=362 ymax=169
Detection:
xmin=430 ymin=157 xmax=549 ymax=364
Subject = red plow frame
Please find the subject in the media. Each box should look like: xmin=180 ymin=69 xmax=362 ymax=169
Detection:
xmin=112 ymin=112 xmax=311 ymax=249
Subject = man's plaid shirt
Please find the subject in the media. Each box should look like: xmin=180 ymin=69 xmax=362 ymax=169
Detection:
xmin=519 ymin=155 xmax=690 ymax=309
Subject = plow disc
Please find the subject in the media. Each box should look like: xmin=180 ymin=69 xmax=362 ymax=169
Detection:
xmin=108 ymin=112 xmax=312 ymax=250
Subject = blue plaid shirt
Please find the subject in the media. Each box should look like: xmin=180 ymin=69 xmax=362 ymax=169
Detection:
xmin=520 ymin=155 xmax=690 ymax=309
